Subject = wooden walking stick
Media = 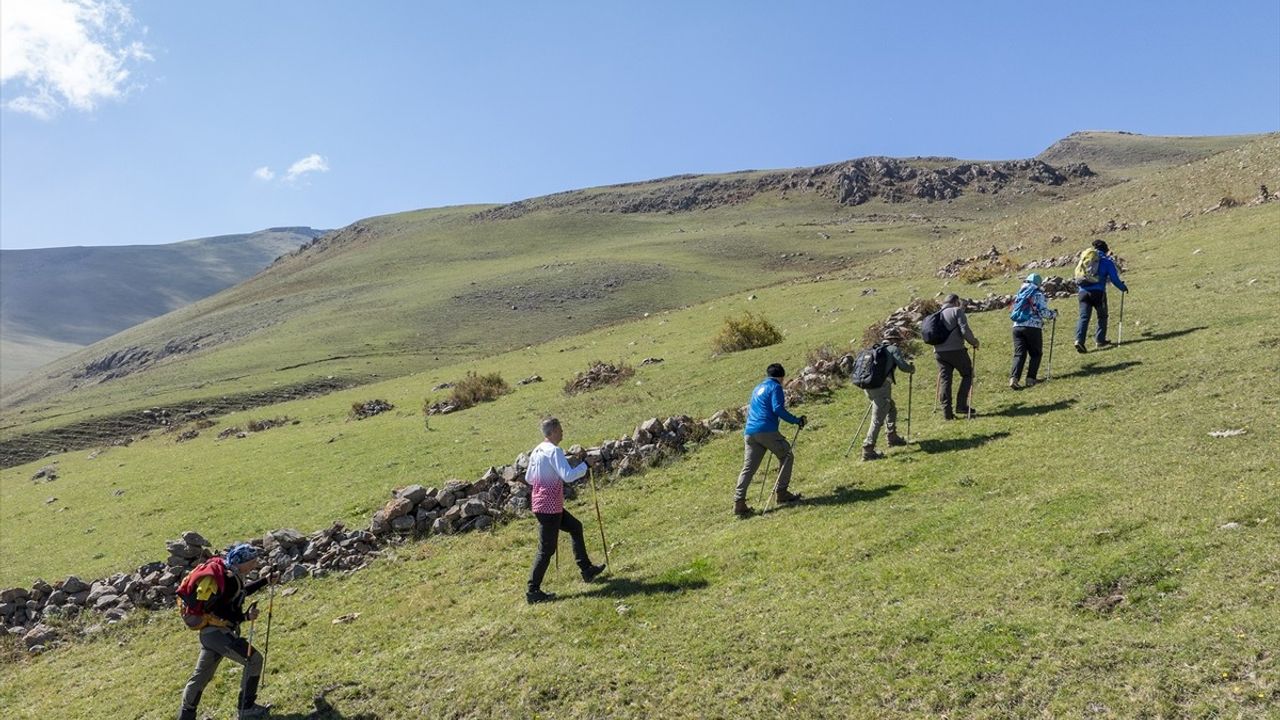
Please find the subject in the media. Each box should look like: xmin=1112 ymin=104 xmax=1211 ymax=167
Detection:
xmin=588 ymin=467 xmax=609 ymax=565
xmin=762 ymin=424 xmax=803 ymax=514
xmin=1046 ymin=315 xmax=1057 ymax=381
xmin=1117 ymin=291 xmax=1126 ymax=345
xmin=843 ymin=403 xmax=874 ymax=457
xmin=260 ymin=579 xmax=276 ymax=689
xmin=967 ymin=346 xmax=978 ymax=420
xmin=906 ymin=372 xmax=913 ymax=442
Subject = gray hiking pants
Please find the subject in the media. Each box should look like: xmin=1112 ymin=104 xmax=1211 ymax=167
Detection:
xmin=179 ymin=626 xmax=263 ymax=719
xmin=863 ymin=383 xmax=897 ymax=447
xmin=734 ymin=431 xmax=793 ymax=501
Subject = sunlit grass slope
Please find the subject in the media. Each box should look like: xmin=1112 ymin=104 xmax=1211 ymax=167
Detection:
xmin=0 ymin=201 xmax=1276 ymax=718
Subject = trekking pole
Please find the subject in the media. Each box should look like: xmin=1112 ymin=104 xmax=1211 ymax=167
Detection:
xmin=588 ymin=467 xmax=609 ymax=565
xmin=763 ymin=424 xmax=803 ymax=514
xmin=240 ymin=601 xmax=258 ymax=705
xmin=260 ymin=579 xmax=276 ymax=689
xmin=906 ymin=372 xmax=913 ymax=442
xmin=843 ymin=403 xmax=874 ymax=458
xmin=968 ymin=346 xmax=977 ymax=420
xmin=1046 ymin=316 xmax=1056 ymax=381
xmin=1118 ymin=291 xmax=1126 ymax=345
xmin=757 ymin=451 xmax=774 ymax=505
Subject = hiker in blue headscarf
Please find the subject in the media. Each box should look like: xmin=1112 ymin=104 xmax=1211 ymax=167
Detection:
xmin=1008 ymin=273 xmax=1057 ymax=389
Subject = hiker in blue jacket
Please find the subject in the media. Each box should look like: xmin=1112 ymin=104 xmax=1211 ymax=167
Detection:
xmin=733 ymin=363 xmax=806 ymax=516
xmin=1074 ymin=239 xmax=1128 ymax=353
xmin=1009 ymin=273 xmax=1057 ymax=389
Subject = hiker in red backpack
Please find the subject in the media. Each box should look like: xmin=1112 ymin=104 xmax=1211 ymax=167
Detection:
xmin=1008 ymin=273 xmax=1058 ymax=389
xmin=1074 ymin=239 xmax=1128 ymax=353
xmin=858 ymin=328 xmax=915 ymax=461
xmin=178 ymin=544 xmax=274 ymax=720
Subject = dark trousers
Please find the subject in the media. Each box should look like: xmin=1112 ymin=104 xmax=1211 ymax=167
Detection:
xmin=528 ymin=509 xmax=591 ymax=593
xmin=935 ymin=349 xmax=973 ymax=415
xmin=179 ymin=627 xmax=263 ymax=720
xmin=1011 ymin=326 xmax=1043 ymax=381
xmin=1076 ymin=289 xmax=1108 ymax=344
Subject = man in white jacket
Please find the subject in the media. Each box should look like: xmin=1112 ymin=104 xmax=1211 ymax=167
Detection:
xmin=525 ymin=417 xmax=606 ymax=604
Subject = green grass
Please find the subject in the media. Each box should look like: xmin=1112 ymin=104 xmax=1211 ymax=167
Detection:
xmin=1 ymin=199 xmax=1277 ymax=717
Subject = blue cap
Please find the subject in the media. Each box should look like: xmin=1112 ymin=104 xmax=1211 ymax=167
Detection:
xmin=1026 ymin=273 xmax=1043 ymax=286
xmin=225 ymin=543 xmax=259 ymax=566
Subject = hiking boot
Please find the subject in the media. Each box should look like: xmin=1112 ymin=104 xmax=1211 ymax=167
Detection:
xmin=957 ymin=407 xmax=978 ymax=418
xmin=886 ymin=432 xmax=908 ymax=447
xmin=1009 ymin=377 xmax=1022 ymax=390
xmin=581 ymin=563 xmax=607 ymax=583
xmin=861 ymin=446 xmax=885 ymax=461
xmin=1096 ymin=339 xmax=1113 ymax=349
xmin=526 ymin=589 xmax=557 ymax=604
xmin=734 ymin=499 xmax=755 ymax=517
xmin=774 ymin=489 xmax=803 ymax=504
xmin=942 ymin=410 xmax=956 ymax=421
xmin=239 ymin=704 xmax=271 ymax=720
xmin=1074 ymin=341 xmax=1087 ymax=354
xmin=1024 ymin=377 xmax=1039 ymax=387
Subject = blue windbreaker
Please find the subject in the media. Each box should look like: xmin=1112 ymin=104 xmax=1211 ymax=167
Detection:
xmin=1078 ymin=255 xmax=1128 ymax=293
xmin=744 ymin=378 xmax=802 ymax=435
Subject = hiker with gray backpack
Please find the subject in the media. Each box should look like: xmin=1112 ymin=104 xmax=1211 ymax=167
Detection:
xmin=1073 ymin=239 xmax=1129 ymax=353
xmin=851 ymin=327 xmax=915 ymax=460
xmin=1008 ymin=273 xmax=1058 ymax=389
xmin=921 ymin=294 xmax=981 ymax=419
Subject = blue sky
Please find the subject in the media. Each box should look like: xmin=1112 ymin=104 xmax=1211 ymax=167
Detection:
xmin=2 ymin=0 xmax=1277 ymax=250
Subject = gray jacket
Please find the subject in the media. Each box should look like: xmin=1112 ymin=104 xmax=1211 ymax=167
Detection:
xmin=934 ymin=305 xmax=979 ymax=353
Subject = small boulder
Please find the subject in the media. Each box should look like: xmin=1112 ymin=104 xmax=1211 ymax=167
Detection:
xmin=396 ymin=484 xmax=427 ymax=505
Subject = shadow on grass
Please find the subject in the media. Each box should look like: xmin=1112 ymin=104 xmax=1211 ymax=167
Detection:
xmin=798 ymin=483 xmax=905 ymax=508
xmin=1121 ymin=326 xmax=1208 ymax=346
xmin=272 ymin=694 xmax=383 ymax=720
xmin=988 ymin=399 xmax=1076 ymax=417
xmin=916 ymin=432 xmax=1011 ymax=454
xmin=1053 ymin=360 xmax=1143 ymax=380
xmin=570 ymin=575 xmax=710 ymax=600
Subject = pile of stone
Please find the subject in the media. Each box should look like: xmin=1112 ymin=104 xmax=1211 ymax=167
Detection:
xmin=516 ymin=375 xmax=543 ymax=385
xmin=424 ymin=399 xmax=461 ymax=416
xmin=246 ymin=416 xmax=295 ymax=432
xmin=936 ymin=246 xmax=1003 ymax=278
xmin=783 ymin=356 xmax=854 ymax=405
xmin=350 ymin=399 xmax=394 ymax=420
xmin=216 ymin=426 xmax=248 ymax=440
xmin=30 ymin=464 xmax=58 ymax=483
xmin=562 ymin=361 xmax=636 ymax=396
xmin=1020 ymin=254 xmax=1078 ymax=271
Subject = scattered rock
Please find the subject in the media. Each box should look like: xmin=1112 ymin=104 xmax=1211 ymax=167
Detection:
xmin=332 ymin=613 xmax=361 ymax=625
xmin=349 ymin=399 xmax=394 ymax=420
xmin=1208 ymin=429 xmax=1247 ymax=438
xmin=516 ymin=375 xmax=543 ymax=385
xmin=31 ymin=465 xmax=58 ymax=483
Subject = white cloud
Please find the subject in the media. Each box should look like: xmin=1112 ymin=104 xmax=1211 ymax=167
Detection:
xmin=284 ymin=153 xmax=329 ymax=182
xmin=253 ymin=166 xmax=275 ymax=181
xmin=1 ymin=0 xmax=151 ymax=119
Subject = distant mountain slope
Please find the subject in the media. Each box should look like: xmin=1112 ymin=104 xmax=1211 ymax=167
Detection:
xmin=0 ymin=227 xmax=325 ymax=385
xmin=1037 ymin=130 xmax=1259 ymax=175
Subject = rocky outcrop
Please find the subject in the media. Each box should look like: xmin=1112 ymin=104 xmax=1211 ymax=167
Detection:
xmin=475 ymin=158 xmax=1095 ymax=220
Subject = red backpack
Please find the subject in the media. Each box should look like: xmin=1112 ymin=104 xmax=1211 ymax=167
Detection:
xmin=176 ymin=557 xmax=231 ymax=630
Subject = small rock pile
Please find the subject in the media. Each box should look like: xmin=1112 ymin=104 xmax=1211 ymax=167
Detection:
xmin=937 ymin=246 xmax=1003 ymax=278
xmin=563 ymin=361 xmax=636 ymax=396
xmin=424 ymin=399 xmax=461 ymax=416
xmin=350 ymin=399 xmax=394 ymax=420
xmin=1020 ymin=254 xmax=1078 ymax=271
xmin=783 ymin=356 xmax=855 ymax=405
xmin=31 ymin=464 xmax=58 ymax=483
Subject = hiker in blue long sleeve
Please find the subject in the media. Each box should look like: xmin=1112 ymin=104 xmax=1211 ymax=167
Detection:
xmin=733 ymin=363 xmax=806 ymax=516
xmin=1074 ymin=239 xmax=1129 ymax=352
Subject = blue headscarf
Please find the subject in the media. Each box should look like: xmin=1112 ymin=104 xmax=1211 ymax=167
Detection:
xmin=224 ymin=543 xmax=258 ymax=566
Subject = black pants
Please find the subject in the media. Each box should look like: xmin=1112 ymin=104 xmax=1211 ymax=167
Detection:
xmin=1011 ymin=326 xmax=1043 ymax=381
xmin=1076 ymin=289 xmax=1108 ymax=344
xmin=935 ymin=349 xmax=974 ymax=415
xmin=528 ymin=509 xmax=591 ymax=593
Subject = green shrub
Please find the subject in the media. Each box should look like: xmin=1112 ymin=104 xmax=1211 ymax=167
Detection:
xmin=957 ymin=256 xmax=1020 ymax=284
xmin=445 ymin=371 xmax=510 ymax=410
xmin=711 ymin=311 xmax=783 ymax=354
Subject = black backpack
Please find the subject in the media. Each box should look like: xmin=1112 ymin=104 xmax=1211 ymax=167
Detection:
xmin=851 ymin=344 xmax=892 ymax=389
xmin=921 ymin=309 xmax=954 ymax=345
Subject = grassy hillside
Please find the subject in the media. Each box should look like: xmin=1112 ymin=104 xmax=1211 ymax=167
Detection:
xmin=0 ymin=148 xmax=1108 ymax=429
xmin=1038 ymin=130 xmax=1261 ymax=176
xmin=0 ymin=199 xmax=1276 ymax=718
xmin=0 ymin=227 xmax=324 ymax=386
